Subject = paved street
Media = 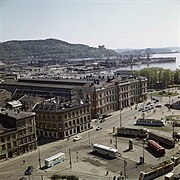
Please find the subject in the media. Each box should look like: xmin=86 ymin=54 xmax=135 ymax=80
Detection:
xmin=0 ymin=89 xmax=180 ymax=180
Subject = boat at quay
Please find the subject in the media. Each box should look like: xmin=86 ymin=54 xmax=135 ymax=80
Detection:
xmin=142 ymin=57 xmax=176 ymax=64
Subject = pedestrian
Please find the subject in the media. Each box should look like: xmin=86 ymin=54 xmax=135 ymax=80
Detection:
xmin=105 ymin=170 xmax=109 ymax=176
xmin=23 ymin=160 xmax=25 ymax=164
xmin=113 ymin=176 xmax=116 ymax=180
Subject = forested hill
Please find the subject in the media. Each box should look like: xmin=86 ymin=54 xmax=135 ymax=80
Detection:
xmin=0 ymin=38 xmax=118 ymax=62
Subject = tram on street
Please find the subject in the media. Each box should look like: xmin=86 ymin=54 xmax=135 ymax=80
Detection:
xmin=117 ymin=127 xmax=148 ymax=138
xmin=148 ymin=132 xmax=175 ymax=148
xmin=44 ymin=152 xmax=65 ymax=168
xmin=92 ymin=144 xmax=119 ymax=158
xmin=136 ymin=118 xmax=164 ymax=127
xmin=147 ymin=140 xmax=165 ymax=156
xmin=138 ymin=160 xmax=174 ymax=180
xmin=171 ymin=151 xmax=180 ymax=166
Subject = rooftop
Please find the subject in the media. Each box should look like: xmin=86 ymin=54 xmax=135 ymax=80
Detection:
xmin=0 ymin=109 xmax=36 ymax=120
xmin=33 ymin=97 xmax=89 ymax=112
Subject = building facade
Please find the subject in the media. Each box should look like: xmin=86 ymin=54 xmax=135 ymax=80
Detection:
xmin=0 ymin=76 xmax=147 ymax=119
xmin=0 ymin=89 xmax=12 ymax=108
xmin=33 ymin=97 xmax=91 ymax=139
xmin=86 ymin=76 xmax=147 ymax=118
xmin=0 ymin=110 xmax=37 ymax=161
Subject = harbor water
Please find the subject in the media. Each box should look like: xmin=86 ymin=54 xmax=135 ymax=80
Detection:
xmin=116 ymin=53 xmax=180 ymax=71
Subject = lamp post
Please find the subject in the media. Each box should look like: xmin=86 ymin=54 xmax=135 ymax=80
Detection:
xmin=69 ymin=149 xmax=72 ymax=169
xmin=88 ymin=131 xmax=91 ymax=146
xmin=143 ymin=139 xmax=145 ymax=163
xmin=123 ymin=159 xmax=127 ymax=180
xmin=37 ymin=146 xmax=42 ymax=169
xmin=119 ymin=109 xmax=122 ymax=127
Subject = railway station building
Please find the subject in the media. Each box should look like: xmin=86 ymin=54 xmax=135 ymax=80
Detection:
xmin=0 ymin=76 xmax=147 ymax=119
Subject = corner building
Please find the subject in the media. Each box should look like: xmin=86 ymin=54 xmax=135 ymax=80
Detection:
xmin=33 ymin=98 xmax=91 ymax=139
xmin=0 ymin=110 xmax=37 ymax=161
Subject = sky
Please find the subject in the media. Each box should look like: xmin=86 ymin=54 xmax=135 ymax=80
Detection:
xmin=0 ymin=0 xmax=180 ymax=49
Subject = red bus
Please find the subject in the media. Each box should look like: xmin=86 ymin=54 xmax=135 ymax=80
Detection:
xmin=147 ymin=140 xmax=165 ymax=156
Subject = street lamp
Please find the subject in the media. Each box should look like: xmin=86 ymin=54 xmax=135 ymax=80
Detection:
xmin=119 ymin=109 xmax=122 ymax=127
xmin=37 ymin=146 xmax=42 ymax=169
xmin=123 ymin=159 xmax=127 ymax=180
xmin=88 ymin=131 xmax=91 ymax=146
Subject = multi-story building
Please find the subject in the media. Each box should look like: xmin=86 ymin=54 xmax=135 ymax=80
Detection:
xmin=0 ymin=109 xmax=37 ymax=161
xmin=33 ymin=97 xmax=91 ymax=139
xmin=0 ymin=89 xmax=12 ymax=108
xmin=88 ymin=76 xmax=147 ymax=118
xmin=0 ymin=76 xmax=147 ymax=119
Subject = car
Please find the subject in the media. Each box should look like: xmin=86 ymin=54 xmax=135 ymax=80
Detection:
xmin=24 ymin=166 xmax=33 ymax=175
xmin=73 ymin=136 xmax=82 ymax=141
xmin=99 ymin=118 xmax=105 ymax=123
xmin=172 ymin=132 xmax=180 ymax=139
xmin=155 ymin=104 xmax=162 ymax=108
xmin=96 ymin=126 xmax=103 ymax=131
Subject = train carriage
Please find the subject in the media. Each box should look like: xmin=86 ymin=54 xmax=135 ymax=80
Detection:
xmin=148 ymin=132 xmax=175 ymax=148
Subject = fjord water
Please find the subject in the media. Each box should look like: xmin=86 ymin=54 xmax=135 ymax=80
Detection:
xmin=117 ymin=53 xmax=180 ymax=71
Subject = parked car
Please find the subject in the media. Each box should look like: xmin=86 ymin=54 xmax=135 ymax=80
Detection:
xmin=99 ymin=118 xmax=105 ymax=123
xmin=172 ymin=132 xmax=180 ymax=139
xmin=24 ymin=166 xmax=33 ymax=175
xmin=155 ymin=104 xmax=162 ymax=108
xmin=96 ymin=126 xmax=103 ymax=131
xmin=73 ymin=136 xmax=82 ymax=141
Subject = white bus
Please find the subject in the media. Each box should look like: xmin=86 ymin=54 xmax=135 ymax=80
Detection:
xmin=138 ymin=160 xmax=174 ymax=180
xmin=92 ymin=144 xmax=119 ymax=158
xmin=44 ymin=152 xmax=65 ymax=168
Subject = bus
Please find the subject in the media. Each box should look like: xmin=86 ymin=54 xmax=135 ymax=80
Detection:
xmin=44 ymin=152 xmax=65 ymax=168
xmin=148 ymin=132 xmax=175 ymax=148
xmin=92 ymin=144 xmax=119 ymax=158
xmin=139 ymin=160 xmax=174 ymax=180
xmin=147 ymin=140 xmax=165 ymax=156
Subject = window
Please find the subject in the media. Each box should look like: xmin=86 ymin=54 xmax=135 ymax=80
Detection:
xmin=76 ymin=111 xmax=79 ymax=116
xmin=13 ymin=141 xmax=17 ymax=146
xmin=80 ymin=118 xmax=83 ymax=123
xmin=68 ymin=113 xmax=71 ymax=118
xmin=7 ymin=143 xmax=11 ymax=149
xmin=52 ymin=124 xmax=56 ymax=129
xmin=72 ymin=112 xmax=75 ymax=117
xmin=2 ymin=144 xmax=5 ymax=150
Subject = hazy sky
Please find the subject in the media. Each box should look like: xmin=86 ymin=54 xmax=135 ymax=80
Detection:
xmin=1 ymin=0 xmax=180 ymax=49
